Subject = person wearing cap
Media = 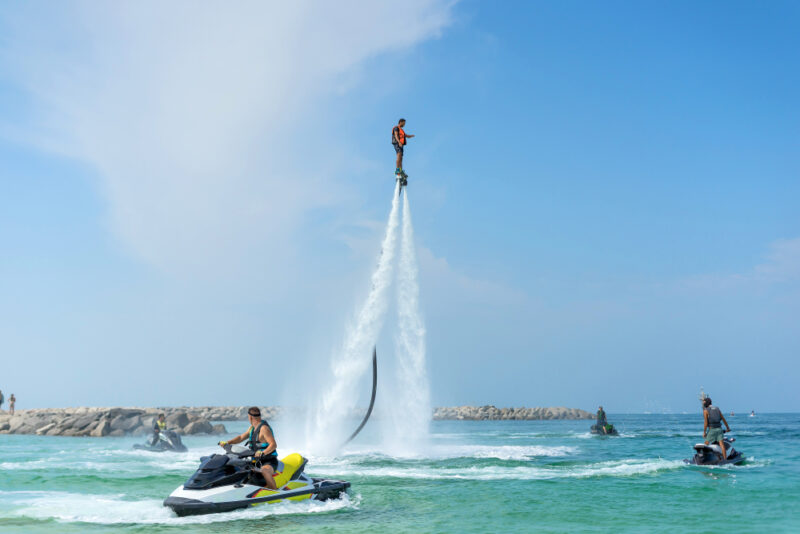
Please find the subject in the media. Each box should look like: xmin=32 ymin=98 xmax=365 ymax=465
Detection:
xmin=218 ymin=407 xmax=278 ymax=489
xmin=703 ymin=396 xmax=731 ymax=459
xmin=392 ymin=118 xmax=414 ymax=176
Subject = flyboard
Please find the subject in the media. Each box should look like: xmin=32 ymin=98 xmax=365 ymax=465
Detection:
xmin=395 ymin=170 xmax=408 ymax=195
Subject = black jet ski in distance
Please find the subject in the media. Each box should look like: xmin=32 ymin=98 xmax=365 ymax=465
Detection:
xmin=685 ymin=436 xmax=744 ymax=466
xmin=590 ymin=424 xmax=619 ymax=436
xmin=134 ymin=430 xmax=188 ymax=452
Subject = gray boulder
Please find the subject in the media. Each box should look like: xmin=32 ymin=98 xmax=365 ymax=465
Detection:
xmin=74 ymin=414 xmax=99 ymax=431
xmin=183 ymin=421 xmax=213 ymax=435
xmin=167 ymin=412 xmax=190 ymax=429
xmin=8 ymin=416 xmax=28 ymax=433
xmin=36 ymin=422 xmax=56 ymax=435
xmin=91 ymin=420 xmax=111 ymax=437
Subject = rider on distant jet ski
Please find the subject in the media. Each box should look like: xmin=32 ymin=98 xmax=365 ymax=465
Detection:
xmin=596 ymin=406 xmax=615 ymax=434
xmin=218 ymin=407 xmax=278 ymax=489
xmin=703 ymin=397 xmax=731 ymax=459
xmin=150 ymin=414 xmax=167 ymax=445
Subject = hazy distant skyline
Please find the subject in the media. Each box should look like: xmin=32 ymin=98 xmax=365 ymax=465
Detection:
xmin=1 ymin=1 xmax=798 ymax=413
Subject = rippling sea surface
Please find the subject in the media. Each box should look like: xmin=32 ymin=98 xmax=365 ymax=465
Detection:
xmin=1 ymin=414 xmax=798 ymax=533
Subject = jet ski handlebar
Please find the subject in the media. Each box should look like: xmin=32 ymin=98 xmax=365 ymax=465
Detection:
xmin=220 ymin=443 xmax=256 ymax=458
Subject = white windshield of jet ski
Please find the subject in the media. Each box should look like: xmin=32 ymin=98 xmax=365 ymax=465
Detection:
xmin=221 ymin=443 xmax=253 ymax=457
xmin=694 ymin=438 xmax=735 ymax=451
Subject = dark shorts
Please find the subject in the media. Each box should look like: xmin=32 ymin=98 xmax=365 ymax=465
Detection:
xmin=257 ymin=454 xmax=279 ymax=471
xmin=393 ymin=143 xmax=404 ymax=155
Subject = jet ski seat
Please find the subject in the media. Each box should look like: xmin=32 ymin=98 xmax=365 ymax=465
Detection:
xmin=271 ymin=453 xmax=309 ymax=488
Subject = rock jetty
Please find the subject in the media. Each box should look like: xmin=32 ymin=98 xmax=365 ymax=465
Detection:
xmin=433 ymin=405 xmax=592 ymax=420
xmin=0 ymin=405 xmax=590 ymax=436
xmin=0 ymin=406 xmax=252 ymax=437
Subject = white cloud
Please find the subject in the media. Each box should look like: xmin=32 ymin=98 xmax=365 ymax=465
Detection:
xmin=417 ymin=245 xmax=527 ymax=307
xmin=754 ymin=237 xmax=800 ymax=283
xmin=1 ymin=0 xmax=454 ymax=279
xmin=670 ymin=236 xmax=800 ymax=293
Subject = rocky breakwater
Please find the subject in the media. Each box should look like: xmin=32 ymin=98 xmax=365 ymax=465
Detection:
xmin=0 ymin=407 xmax=231 ymax=437
xmin=433 ymin=405 xmax=593 ymax=421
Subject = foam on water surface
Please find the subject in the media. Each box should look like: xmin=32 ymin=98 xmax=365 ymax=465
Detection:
xmin=2 ymin=490 xmax=358 ymax=525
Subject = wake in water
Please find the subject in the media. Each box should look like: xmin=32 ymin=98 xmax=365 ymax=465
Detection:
xmin=4 ymin=490 xmax=358 ymax=525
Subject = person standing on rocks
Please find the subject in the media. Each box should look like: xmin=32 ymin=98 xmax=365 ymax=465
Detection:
xmin=218 ymin=407 xmax=278 ymax=490
xmin=8 ymin=394 xmax=15 ymax=415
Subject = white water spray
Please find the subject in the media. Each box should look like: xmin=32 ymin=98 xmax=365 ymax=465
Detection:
xmin=384 ymin=191 xmax=430 ymax=453
xmin=308 ymin=182 xmax=402 ymax=451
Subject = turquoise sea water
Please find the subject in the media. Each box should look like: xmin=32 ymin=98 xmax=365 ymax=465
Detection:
xmin=1 ymin=414 xmax=799 ymax=533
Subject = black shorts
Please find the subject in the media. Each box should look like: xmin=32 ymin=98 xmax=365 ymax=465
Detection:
xmin=393 ymin=143 xmax=404 ymax=155
xmin=257 ymin=454 xmax=279 ymax=470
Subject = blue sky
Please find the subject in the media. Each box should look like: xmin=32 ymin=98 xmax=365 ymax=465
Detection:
xmin=1 ymin=1 xmax=798 ymax=412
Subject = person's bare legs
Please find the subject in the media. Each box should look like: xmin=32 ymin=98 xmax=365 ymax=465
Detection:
xmin=260 ymin=465 xmax=277 ymax=490
xmin=718 ymin=440 xmax=727 ymax=460
xmin=396 ymin=150 xmax=402 ymax=171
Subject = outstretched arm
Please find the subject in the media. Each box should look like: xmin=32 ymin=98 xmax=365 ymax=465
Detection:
xmin=703 ymin=410 xmax=709 ymax=437
xmin=223 ymin=430 xmax=250 ymax=446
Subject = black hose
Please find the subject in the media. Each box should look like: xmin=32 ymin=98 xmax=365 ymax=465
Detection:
xmin=344 ymin=346 xmax=377 ymax=444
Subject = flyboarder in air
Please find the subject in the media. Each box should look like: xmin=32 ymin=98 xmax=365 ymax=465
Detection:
xmin=392 ymin=118 xmax=414 ymax=190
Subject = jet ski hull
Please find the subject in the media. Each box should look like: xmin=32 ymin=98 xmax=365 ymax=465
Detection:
xmin=133 ymin=443 xmax=188 ymax=453
xmin=684 ymin=452 xmax=745 ymax=466
xmin=590 ymin=424 xmax=618 ymax=436
xmin=684 ymin=438 xmax=745 ymax=466
xmin=164 ymin=450 xmax=350 ymax=517
xmin=164 ymin=479 xmax=350 ymax=517
xmin=133 ymin=430 xmax=187 ymax=452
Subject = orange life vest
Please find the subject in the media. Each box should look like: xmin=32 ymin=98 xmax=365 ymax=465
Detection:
xmin=393 ymin=126 xmax=406 ymax=146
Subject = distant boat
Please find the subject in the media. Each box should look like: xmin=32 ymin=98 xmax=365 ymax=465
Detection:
xmin=730 ymin=412 xmax=735 ymax=416
xmin=750 ymin=410 xmax=755 ymax=417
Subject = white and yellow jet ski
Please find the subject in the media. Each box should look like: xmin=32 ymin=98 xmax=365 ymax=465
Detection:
xmin=164 ymin=445 xmax=349 ymax=516
xmin=165 ymin=348 xmax=377 ymax=517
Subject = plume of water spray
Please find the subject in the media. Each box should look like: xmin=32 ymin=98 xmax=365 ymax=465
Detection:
xmin=307 ymin=182 xmax=402 ymax=452
xmin=384 ymin=191 xmax=430 ymax=454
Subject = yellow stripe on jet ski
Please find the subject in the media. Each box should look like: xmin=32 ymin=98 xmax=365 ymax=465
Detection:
xmin=250 ymin=453 xmax=313 ymax=506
